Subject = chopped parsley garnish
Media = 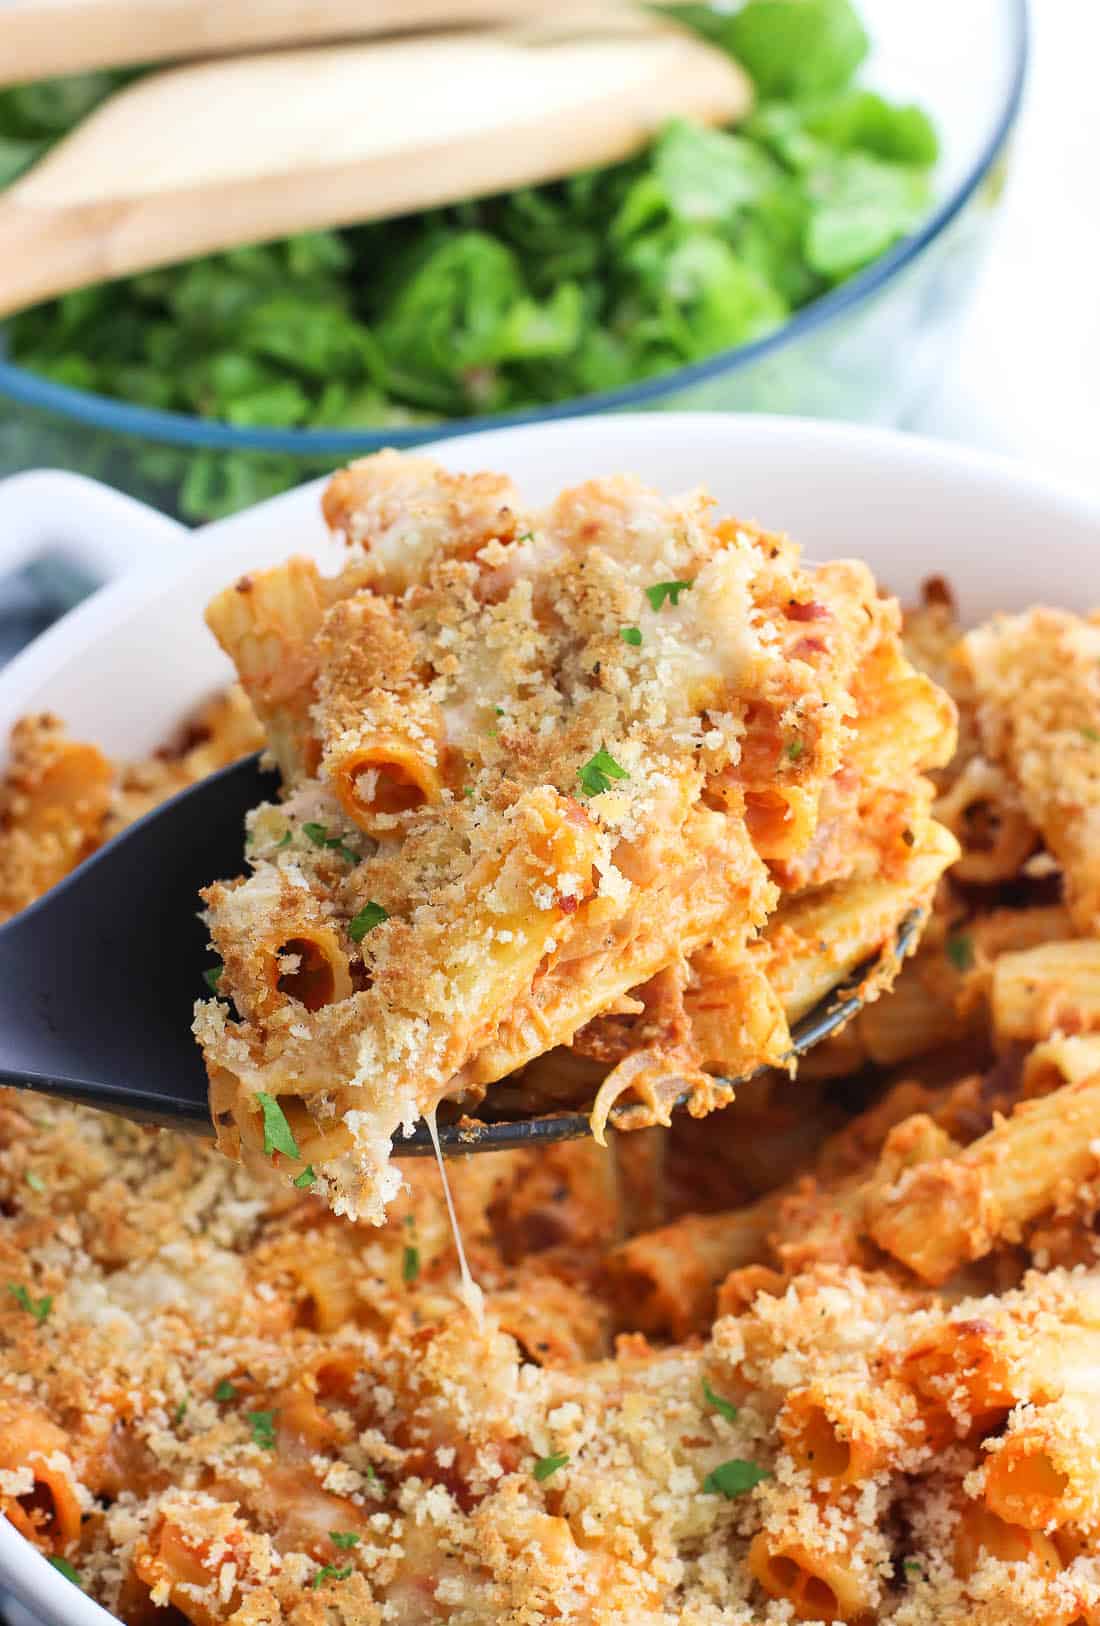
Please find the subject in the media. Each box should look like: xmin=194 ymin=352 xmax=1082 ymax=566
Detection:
xmin=702 ymin=1377 xmax=739 ymax=1423
xmin=349 ymin=901 xmax=388 ymax=942
xmin=203 ymin=963 xmax=223 ymax=993
xmin=275 ymin=830 xmax=293 ymax=849
xmin=516 ymin=531 xmax=535 ymax=543
xmin=330 ymin=1531 xmax=360 ymax=1550
xmin=533 ymin=1452 xmax=570 ymax=1481
xmin=702 ymin=1458 xmax=771 ymax=1498
xmin=174 ymin=1396 xmax=188 ymax=1425
xmin=247 ymin=1410 xmax=278 ymax=1450
xmin=313 ymin=1564 xmax=352 ymax=1590
xmin=903 ymin=1559 xmax=924 ymax=1579
xmin=946 ymin=933 xmax=974 ymax=972
xmin=24 ymin=1171 xmax=45 ymax=1192
xmin=293 ymin=1165 xmax=316 ymax=1189
xmin=1083 ymin=727 xmax=1100 ymax=743
xmin=645 ymin=580 xmax=692 ymax=611
xmin=256 ymin=1092 xmax=300 ymax=1160
xmin=214 ymin=1380 xmax=238 ymax=1402
xmin=494 ymin=706 xmax=506 ymax=715
xmin=302 ymin=822 xmax=359 ymax=864
xmin=785 ymin=738 xmax=805 ymax=761
xmin=620 ymin=626 xmax=643 ymax=646
xmin=48 ymin=1557 xmax=82 ymax=1586
xmin=402 ymin=1243 xmax=420 ymax=1284
xmin=8 ymin=1283 xmax=51 ymax=1323
xmin=577 ymin=747 xmax=629 ymax=798
xmin=463 ymin=786 xmax=475 ymax=798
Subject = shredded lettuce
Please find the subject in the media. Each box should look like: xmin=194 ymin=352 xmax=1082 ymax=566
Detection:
xmin=0 ymin=0 xmax=937 ymax=521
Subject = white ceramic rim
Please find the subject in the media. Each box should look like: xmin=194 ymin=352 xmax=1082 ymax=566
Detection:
xmin=1 ymin=410 xmax=1099 ymax=1626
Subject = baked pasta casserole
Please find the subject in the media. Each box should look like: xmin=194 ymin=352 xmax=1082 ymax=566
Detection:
xmin=4 ymin=471 xmax=1100 ymax=1625
xmin=194 ymin=452 xmax=957 ymax=1221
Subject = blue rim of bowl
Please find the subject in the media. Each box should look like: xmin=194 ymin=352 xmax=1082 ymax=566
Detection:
xmin=0 ymin=0 xmax=1028 ymax=456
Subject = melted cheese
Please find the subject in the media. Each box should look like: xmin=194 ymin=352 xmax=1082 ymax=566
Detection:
xmin=426 ymin=1107 xmax=485 ymax=1328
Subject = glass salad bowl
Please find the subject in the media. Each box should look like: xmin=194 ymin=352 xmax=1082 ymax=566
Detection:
xmin=0 ymin=0 xmax=1027 ymax=525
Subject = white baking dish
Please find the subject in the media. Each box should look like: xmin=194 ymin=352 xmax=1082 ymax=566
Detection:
xmin=0 ymin=413 xmax=1098 ymax=1626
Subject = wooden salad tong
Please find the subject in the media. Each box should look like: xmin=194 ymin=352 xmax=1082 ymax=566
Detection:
xmin=2 ymin=0 xmax=648 ymax=84
xmin=0 ymin=13 xmax=751 ymax=319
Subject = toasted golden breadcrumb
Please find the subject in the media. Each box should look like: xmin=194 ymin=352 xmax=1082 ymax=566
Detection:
xmin=197 ymin=453 xmax=956 ymax=1223
xmin=6 ymin=522 xmax=1100 ymax=1626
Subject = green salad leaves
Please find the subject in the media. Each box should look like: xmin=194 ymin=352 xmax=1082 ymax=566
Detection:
xmin=0 ymin=0 xmax=936 ymax=521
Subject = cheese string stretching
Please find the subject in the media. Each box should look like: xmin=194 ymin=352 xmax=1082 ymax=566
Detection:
xmin=196 ymin=452 xmax=957 ymax=1222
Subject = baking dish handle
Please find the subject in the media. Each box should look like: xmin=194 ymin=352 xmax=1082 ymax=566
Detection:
xmin=0 ymin=468 xmax=187 ymax=591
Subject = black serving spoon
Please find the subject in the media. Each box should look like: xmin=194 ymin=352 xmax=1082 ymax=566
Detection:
xmin=0 ymin=752 xmax=919 ymax=1153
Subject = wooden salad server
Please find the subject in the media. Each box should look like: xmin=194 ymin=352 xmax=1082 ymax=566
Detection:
xmin=0 ymin=752 xmax=921 ymax=1150
xmin=2 ymin=0 xmax=636 ymax=86
xmin=0 ymin=17 xmax=751 ymax=319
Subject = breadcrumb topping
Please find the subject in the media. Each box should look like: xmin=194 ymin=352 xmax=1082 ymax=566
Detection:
xmin=9 ymin=511 xmax=1091 ymax=1626
xmin=197 ymin=453 xmax=955 ymax=1222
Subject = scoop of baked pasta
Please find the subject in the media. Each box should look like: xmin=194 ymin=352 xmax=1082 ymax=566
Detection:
xmin=194 ymin=452 xmax=958 ymax=1221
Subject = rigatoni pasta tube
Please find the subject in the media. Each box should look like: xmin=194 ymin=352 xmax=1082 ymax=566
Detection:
xmin=897 ymin=1304 xmax=1100 ymax=1439
xmin=968 ymin=904 xmax=1076 ymax=964
xmin=204 ymin=556 xmax=333 ymax=783
xmin=984 ymin=1392 xmax=1100 ymax=1532
xmin=778 ymin=1375 xmax=924 ymax=1486
xmin=1023 ymin=1034 xmax=1100 ymax=1098
xmin=953 ymin=1501 xmax=1063 ymax=1583
xmin=867 ymin=1076 xmax=1100 ymax=1285
xmin=813 ymin=1078 xmax=943 ymax=1184
xmin=685 ymin=955 xmax=789 ymax=1077
xmin=934 ymin=755 xmax=1037 ymax=884
xmin=846 ymin=633 xmax=958 ymax=787
xmin=132 ymin=1513 xmax=240 ymax=1626
xmin=326 ymin=728 xmax=445 ymax=831
xmin=7 ymin=732 xmax=110 ymax=846
xmin=748 ymin=1527 xmax=877 ymax=1623
xmin=487 ymin=1271 xmax=609 ymax=1366
xmin=278 ymin=1240 xmax=361 ymax=1333
xmin=0 ymin=715 xmax=112 ymax=921
xmin=202 ymin=873 xmax=353 ymax=1025
xmin=603 ymin=1194 xmax=785 ymax=1340
xmin=464 ymin=799 xmax=772 ymax=1096
xmin=743 ymin=784 xmax=819 ymax=863
xmin=313 ymin=592 xmax=450 ymax=828
xmin=851 ymin=947 xmax=979 ymax=1067
xmin=1053 ymin=1529 xmax=1100 ymax=1624
xmin=266 ymin=927 xmax=354 ymax=1016
xmin=764 ymin=818 xmax=959 ymax=1024
xmin=0 ymin=1409 xmax=83 ymax=1550
xmin=993 ymin=940 xmax=1100 ymax=1045
xmin=321 ymin=451 xmax=524 ymax=592
xmin=962 ymin=607 xmax=1100 ymax=934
